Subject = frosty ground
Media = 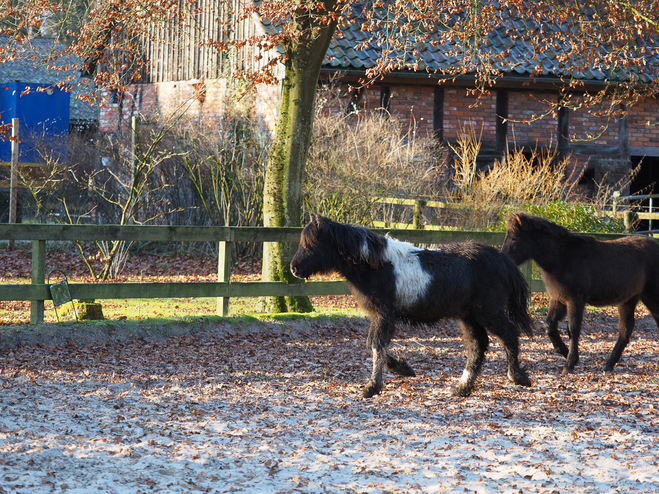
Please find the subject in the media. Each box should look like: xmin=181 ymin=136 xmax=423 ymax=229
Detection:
xmin=1 ymin=306 xmax=658 ymax=494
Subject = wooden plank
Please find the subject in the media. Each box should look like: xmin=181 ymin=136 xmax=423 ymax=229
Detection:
xmin=0 ymin=223 xmax=649 ymax=246
xmin=0 ymin=224 xmax=302 ymax=242
xmin=0 ymin=223 xmax=512 ymax=245
xmin=0 ymin=277 xmax=550 ymax=302
xmin=607 ymin=211 xmax=659 ymax=221
xmin=0 ymin=281 xmax=351 ymax=302
xmin=530 ymin=279 xmax=546 ymax=293
xmin=384 ymin=229 xmax=506 ymax=245
xmin=0 ymin=284 xmax=50 ymax=300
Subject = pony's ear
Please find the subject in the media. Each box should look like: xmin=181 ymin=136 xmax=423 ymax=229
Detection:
xmin=309 ymin=213 xmax=316 ymax=223
xmin=515 ymin=214 xmax=524 ymax=227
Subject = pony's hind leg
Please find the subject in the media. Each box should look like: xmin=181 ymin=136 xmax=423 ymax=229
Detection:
xmin=486 ymin=312 xmax=532 ymax=388
xmin=363 ymin=315 xmax=396 ymax=398
xmin=545 ymin=299 xmax=569 ymax=358
xmin=563 ymin=303 xmax=584 ymax=374
xmin=453 ymin=318 xmax=489 ymax=397
xmin=641 ymin=292 xmax=659 ymax=328
xmin=384 ymin=353 xmax=416 ymax=377
xmin=604 ymin=297 xmax=638 ymax=371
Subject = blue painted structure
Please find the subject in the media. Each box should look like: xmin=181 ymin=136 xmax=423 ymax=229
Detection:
xmin=0 ymin=82 xmax=70 ymax=164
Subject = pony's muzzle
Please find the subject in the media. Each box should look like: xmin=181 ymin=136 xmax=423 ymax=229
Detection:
xmin=290 ymin=263 xmax=302 ymax=279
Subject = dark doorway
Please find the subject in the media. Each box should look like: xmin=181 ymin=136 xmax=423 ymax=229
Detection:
xmin=630 ymin=156 xmax=659 ymax=231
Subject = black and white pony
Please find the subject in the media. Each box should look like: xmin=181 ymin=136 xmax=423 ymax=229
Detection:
xmin=290 ymin=215 xmax=533 ymax=397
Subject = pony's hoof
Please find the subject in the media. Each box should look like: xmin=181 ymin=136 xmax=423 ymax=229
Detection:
xmin=451 ymin=384 xmax=473 ymax=397
xmin=362 ymin=382 xmax=382 ymax=399
xmin=561 ymin=366 xmax=575 ymax=376
xmin=386 ymin=358 xmax=417 ymax=377
xmin=603 ymin=364 xmax=615 ymax=373
xmin=509 ymin=370 xmax=532 ymax=387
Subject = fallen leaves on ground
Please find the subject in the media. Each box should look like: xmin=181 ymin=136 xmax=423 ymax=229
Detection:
xmin=1 ymin=306 xmax=658 ymax=493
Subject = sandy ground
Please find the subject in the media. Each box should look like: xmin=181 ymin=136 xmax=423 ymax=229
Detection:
xmin=1 ymin=308 xmax=658 ymax=494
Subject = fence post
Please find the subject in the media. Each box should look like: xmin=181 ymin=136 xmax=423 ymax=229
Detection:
xmin=217 ymin=241 xmax=232 ymax=316
xmin=520 ymin=260 xmax=533 ymax=297
xmin=9 ymin=118 xmax=19 ymax=249
xmin=30 ymin=239 xmax=46 ymax=324
xmin=413 ymin=200 xmax=426 ymax=229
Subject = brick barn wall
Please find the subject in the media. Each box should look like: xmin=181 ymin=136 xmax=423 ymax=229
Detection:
xmin=98 ymin=79 xmax=281 ymax=133
xmin=443 ymin=88 xmax=496 ymax=140
xmin=387 ymin=85 xmax=435 ymax=136
xmin=628 ymin=97 xmax=659 ymax=149
xmin=98 ymin=77 xmax=659 ymax=163
xmin=570 ymin=104 xmax=619 ymax=146
xmin=507 ymin=91 xmax=558 ymax=146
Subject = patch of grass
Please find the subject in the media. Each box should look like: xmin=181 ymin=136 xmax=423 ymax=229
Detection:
xmin=0 ymin=292 xmax=367 ymax=332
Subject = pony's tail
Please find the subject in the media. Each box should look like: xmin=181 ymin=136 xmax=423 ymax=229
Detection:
xmin=505 ymin=258 xmax=534 ymax=337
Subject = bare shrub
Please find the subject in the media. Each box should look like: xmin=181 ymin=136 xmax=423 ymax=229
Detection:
xmin=305 ymin=107 xmax=447 ymax=226
xmin=447 ymin=125 xmax=628 ymax=233
xmin=169 ymin=98 xmax=268 ymax=256
xmin=446 ymin=127 xmax=581 ymax=229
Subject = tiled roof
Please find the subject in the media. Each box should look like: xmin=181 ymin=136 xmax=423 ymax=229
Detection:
xmin=0 ymin=37 xmax=98 ymax=122
xmin=324 ymin=3 xmax=659 ymax=84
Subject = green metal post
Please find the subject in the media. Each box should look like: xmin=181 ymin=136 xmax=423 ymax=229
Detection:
xmin=31 ymin=240 xmax=46 ymax=324
xmin=217 ymin=241 xmax=232 ymax=316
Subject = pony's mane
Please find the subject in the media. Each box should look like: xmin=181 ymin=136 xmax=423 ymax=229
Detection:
xmin=508 ymin=213 xmax=595 ymax=243
xmin=301 ymin=216 xmax=386 ymax=268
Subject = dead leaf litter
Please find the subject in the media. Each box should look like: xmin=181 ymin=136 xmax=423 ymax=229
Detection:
xmin=1 ymin=310 xmax=659 ymax=493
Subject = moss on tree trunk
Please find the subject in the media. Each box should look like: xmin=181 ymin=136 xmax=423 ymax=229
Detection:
xmin=261 ymin=4 xmax=340 ymax=313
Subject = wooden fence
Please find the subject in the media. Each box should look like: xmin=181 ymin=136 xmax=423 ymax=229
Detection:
xmin=0 ymin=224 xmax=633 ymax=325
xmin=373 ymin=193 xmax=659 ymax=232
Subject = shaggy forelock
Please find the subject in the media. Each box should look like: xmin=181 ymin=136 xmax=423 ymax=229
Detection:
xmin=300 ymin=220 xmax=321 ymax=249
xmin=300 ymin=215 xmax=386 ymax=267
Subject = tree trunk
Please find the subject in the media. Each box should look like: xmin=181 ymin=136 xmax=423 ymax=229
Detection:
xmin=261 ymin=4 xmax=340 ymax=313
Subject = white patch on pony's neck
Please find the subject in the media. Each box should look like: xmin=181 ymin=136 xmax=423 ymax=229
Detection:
xmin=383 ymin=237 xmax=432 ymax=309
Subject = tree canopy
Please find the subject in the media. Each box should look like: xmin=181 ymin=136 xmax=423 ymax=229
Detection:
xmin=1 ymin=1 xmax=657 ymax=110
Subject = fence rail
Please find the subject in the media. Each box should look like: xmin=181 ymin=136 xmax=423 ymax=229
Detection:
xmin=0 ymin=224 xmax=634 ymax=324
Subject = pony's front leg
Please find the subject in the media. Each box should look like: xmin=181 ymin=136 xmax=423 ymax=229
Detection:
xmin=545 ymin=299 xmax=568 ymax=358
xmin=363 ymin=315 xmax=396 ymax=398
xmin=563 ymin=303 xmax=584 ymax=374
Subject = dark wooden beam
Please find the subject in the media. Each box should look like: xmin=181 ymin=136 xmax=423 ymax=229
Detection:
xmin=380 ymin=86 xmax=391 ymax=112
xmin=496 ymin=90 xmax=509 ymax=155
xmin=433 ymin=86 xmax=444 ymax=141
xmin=557 ymin=106 xmax=569 ymax=162
xmin=619 ymin=105 xmax=629 ymax=159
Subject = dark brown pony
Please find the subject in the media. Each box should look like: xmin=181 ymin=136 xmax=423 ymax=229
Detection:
xmin=502 ymin=213 xmax=659 ymax=374
xmin=291 ymin=215 xmax=533 ymax=398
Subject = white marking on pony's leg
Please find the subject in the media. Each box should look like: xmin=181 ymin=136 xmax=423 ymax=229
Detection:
xmin=459 ymin=369 xmax=473 ymax=387
xmin=383 ymin=237 xmax=432 ymax=309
